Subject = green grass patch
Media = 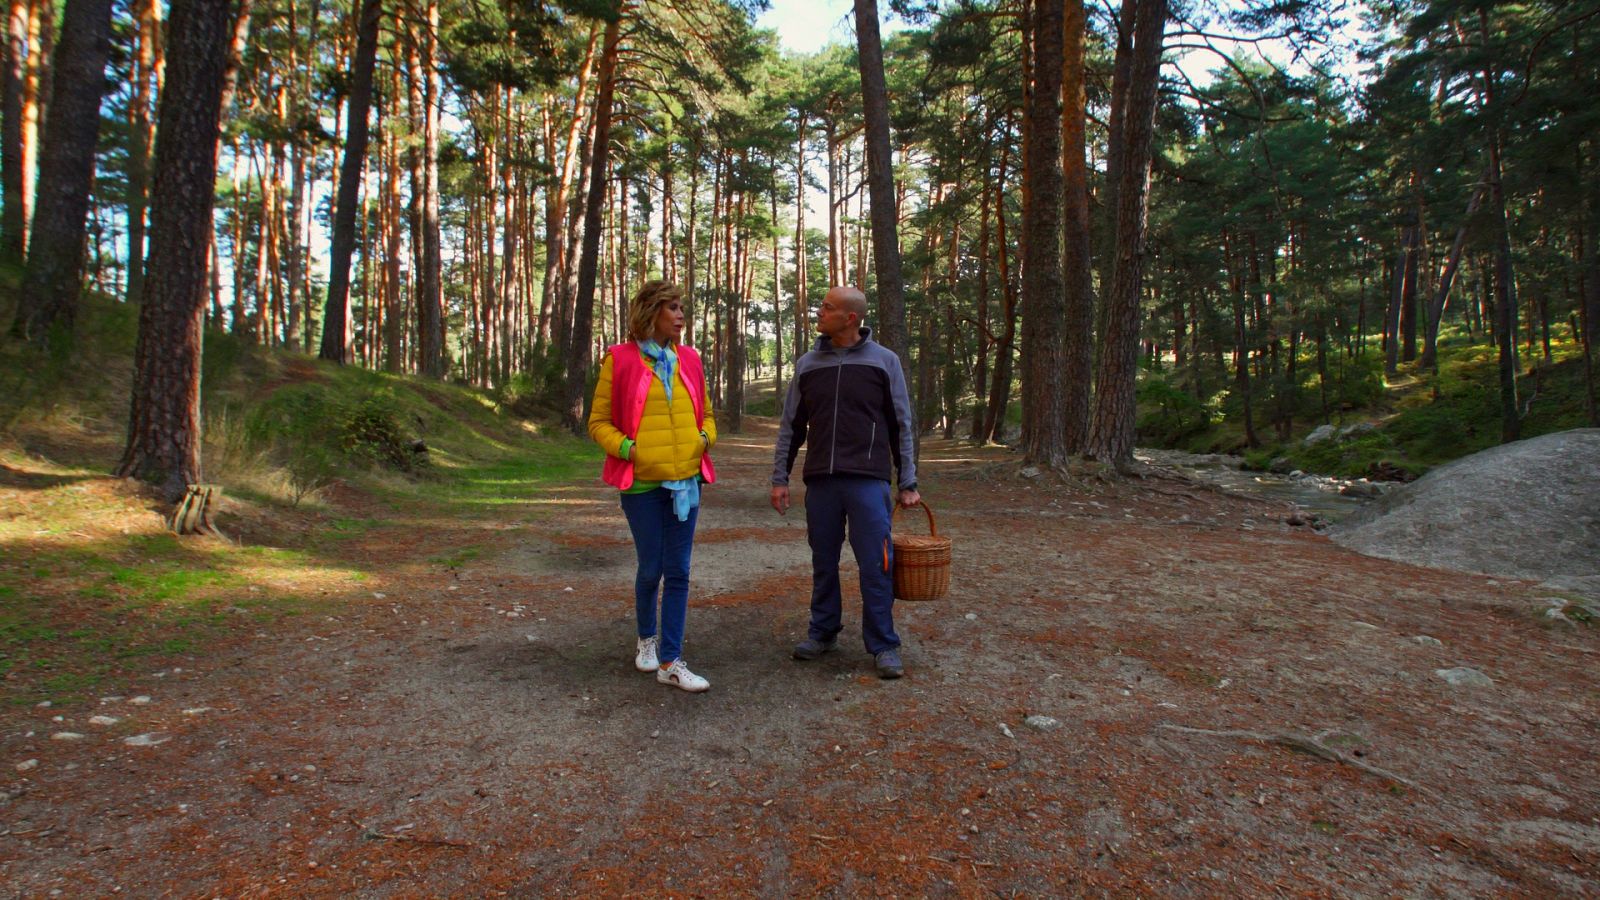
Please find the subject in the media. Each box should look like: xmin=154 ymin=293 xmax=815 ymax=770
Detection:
xmin=1152 ymin=331 xmax=1595 ymax=477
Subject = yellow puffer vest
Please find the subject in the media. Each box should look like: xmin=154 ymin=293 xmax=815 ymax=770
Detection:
xmin=589 ymin=349 xmax=717 ymax=483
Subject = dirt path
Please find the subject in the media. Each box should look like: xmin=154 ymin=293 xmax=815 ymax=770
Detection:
xmin=4 ymin=419 xmax=1598 ymax=896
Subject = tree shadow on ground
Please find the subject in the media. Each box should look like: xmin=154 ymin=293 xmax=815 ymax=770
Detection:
xmin=0 ymin=463 xmax=95 ymax=491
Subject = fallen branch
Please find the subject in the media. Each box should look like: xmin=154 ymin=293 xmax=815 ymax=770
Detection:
xmin=1157 ymin=723 xmax=1428 ymax=794
xmin=352 ymin=819 xmax=471 ymax=849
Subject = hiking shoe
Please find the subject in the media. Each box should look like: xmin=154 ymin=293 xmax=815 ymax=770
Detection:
xmin=792 ymin=637 xmax=838 ymax=660
xmin=874 ymin=648 xmax=904 ymax=679
xmin=634 ymin=635 xmax=659 ymax=672
xmin=657 ymin=659 xmax=710 ymax=692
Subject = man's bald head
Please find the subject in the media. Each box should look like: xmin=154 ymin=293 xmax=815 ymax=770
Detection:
xmin=826 ymin=285 xmax=867 ymax=321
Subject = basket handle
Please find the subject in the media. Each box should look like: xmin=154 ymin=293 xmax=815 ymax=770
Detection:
xmin=892 ymin=499 xmax=938 ymax=537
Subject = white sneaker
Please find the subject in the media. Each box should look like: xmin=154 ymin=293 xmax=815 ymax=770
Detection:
xmin=656 ymin=659 xmax=709 ymax=692
xmin=634 ymin=636 xmax=659 ymax=672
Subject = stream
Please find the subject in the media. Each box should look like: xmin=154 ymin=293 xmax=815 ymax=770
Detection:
xmin=1134 ymin=448 xmax=1396 ymax=524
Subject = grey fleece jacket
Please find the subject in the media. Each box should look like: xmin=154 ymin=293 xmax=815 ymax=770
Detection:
xmin=771 ymin=327 xmax=917 ymax=490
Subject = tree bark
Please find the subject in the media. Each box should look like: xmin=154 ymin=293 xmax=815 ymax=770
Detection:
xmin=0 ymin=0 xmax=28 ymax=267
xmin=1061 ymin=0 xmax=1094 ymax=453
xmin=1020 ymin=0 xmax=1065 ymax=467
xmin=122 ymin=0 xmax=162 ymax=310
xmin=852 ymin=0 xmax=913 ymax=421
xmin=413 ymin=0 xmax=445 ymax=378
xmin=1087 ymin=0 xmax=1166 ymax=465
xmin=11 ymin=0 xmax=113 ymax=344
xmin=318 ymin=0 xmax=380 ymax=363
xmin=563 ymin=10 xmax=622 ymax=432
xmin=117 ymin=0 xmax=238 ymax=501
xmin=1419 ymin=172 xmax=1487 ymax=371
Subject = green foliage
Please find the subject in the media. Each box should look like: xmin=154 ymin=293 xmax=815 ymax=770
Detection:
xmin=242 ymin=383 xmax=429 ymax=504
xmin=1136 ymin=373 xmax=1212 ymax=445
xmin=342 ymin=393 xmax=423 ymax=472
xmin=245 ymin=383 xmax=346 ymax=503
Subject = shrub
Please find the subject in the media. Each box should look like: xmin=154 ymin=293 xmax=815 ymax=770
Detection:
xmin=342 ymin=393 xmax=422 ymax=472
xmin=245 ymin=384 xmax=344 ymax=504
xmin=1136 ymin=374 xmax=1211 ymax=445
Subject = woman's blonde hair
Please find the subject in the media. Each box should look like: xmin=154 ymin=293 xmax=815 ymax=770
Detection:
xmin=628 ymin=280 xmax=685 ymax=342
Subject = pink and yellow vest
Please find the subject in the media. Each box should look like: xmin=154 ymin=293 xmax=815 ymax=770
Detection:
xmin=600 ymin=342 xmax=717 ymax=490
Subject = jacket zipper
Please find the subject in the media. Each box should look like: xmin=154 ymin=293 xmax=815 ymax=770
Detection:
xmin=867 ymin=422 xmax=875 ymax=460
xmin=829 ymin=354 xmax=842 ymax=473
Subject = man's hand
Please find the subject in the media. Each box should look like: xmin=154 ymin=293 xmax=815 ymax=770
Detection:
xmin=898 ymin=488 xmax=921 ymax=508
xmin=770 ymin=485 xmax=790 ymax=515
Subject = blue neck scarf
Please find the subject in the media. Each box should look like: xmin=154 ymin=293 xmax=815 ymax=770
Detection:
xmin=638 ymin=339 xmax=677 ymax=404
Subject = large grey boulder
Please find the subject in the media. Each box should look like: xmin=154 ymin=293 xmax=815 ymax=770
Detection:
xmin=1330 ymin=429 xmax=1600 ymax=596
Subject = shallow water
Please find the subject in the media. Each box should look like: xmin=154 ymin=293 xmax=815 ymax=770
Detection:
xmin=1134 ymin=448 xmax=1384 ymax=524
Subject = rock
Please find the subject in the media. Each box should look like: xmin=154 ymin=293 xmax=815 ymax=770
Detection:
xmin=181 ymin=707 xmax=212 ymax=716
xmin=1268 ymin=457 xmax=1292 ymax=474
xmin=1020 ymin=466 xmax=1041 ymax=479
xmin=89 ymin=715 xmax=120 ymax=727
xmin=128 ymin=696 xmax=152 ymax=706
xmin=1436 ymin=667 xmax=1494 ymax=687
xmin=123 ymin=733 xmax=171 ymax=747
xmin=1340 ymin=422 xmax=1376 ymax=438
xmin=15 ymin=759 xmax=38 ymax=771
xmin=1414 ymin=635 xmax=1444 ymax=647
xmin=1024 ymin=715 xmax=1061 ymax=732
xmin=1304 ymin=424 xmax=1337 ymax=445
xmin=1332 ymin=430 xmax=1600 ymax=598
xmin=50 ymin=732 xmax=86 ymax=741
xmin=1339 ymin=481 xmax=1383 ymax=498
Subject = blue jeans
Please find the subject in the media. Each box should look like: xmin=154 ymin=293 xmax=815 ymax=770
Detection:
xmin=804 ymin=476 xmax=899 ymax=654
xmin=620 ymin=488 xmax=699 ymax=664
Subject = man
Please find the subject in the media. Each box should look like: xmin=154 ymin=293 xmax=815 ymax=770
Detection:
xmin=771 ymin=285 xmax=921 ymax=679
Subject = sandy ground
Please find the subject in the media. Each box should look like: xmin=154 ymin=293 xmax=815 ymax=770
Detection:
xmin=3 ymin=418 xmax=1598 ymax=896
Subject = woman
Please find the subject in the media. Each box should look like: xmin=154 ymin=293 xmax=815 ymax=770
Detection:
xmin=588 ymin=281 xmax=717 ymax=692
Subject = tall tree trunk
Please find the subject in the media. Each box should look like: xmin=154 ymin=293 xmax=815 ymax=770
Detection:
xmin=1420 ymin=172 xmax=1487 ymax=371
xmin=18 ymin=0 xmax=53 ymax=259
xmin=1481 ymin=11 xmax=1518 ymax=443
xmin=1384 ymin=229 xmax=1407 ymax=377
xmin=1061 ymin=0 xmax=1093 ymax=453
xmin=1087 ymin=0 xmax=1166 ymax=465
xmin=1098 ymin=0 xmax=1135 ymax=311
xmin=852 ymin=0 xmax=913 ymax=422
xmin=1488 ymin=130 xmax=1519 ymax=442
xmin=793 ymin=111 xmax=808 ymax=355
xmin=539 ymin=24 xmax=598 ymax=353
xmin=319 ymin=0 xmax=380 ymax=363
xmin=982 ymin=131 xmax=1016 ymax=443
xmin=563 ymin=11 xmax=622 ymax=432
xmin=117 ymin=0 xmax=238 ymax=501
xmin=122 ymin=0 xmax=161 ymax=309
xmin=970 ymin=137 xmax=992 ymax=442
xmin=1400 ymin=200 xmax=1421 ymax=363
xmin=413 ymin=0 xmax=445 ymax=378
xmin=0 ymin=0 xmax=28 ymax=267
xmin=1020 ymin=0 xmax=1065 ymax=466
xmin=11 ymin=0 xmax=113 ymax=344
xmin=382 ymin=59 xmax=403 ymax=372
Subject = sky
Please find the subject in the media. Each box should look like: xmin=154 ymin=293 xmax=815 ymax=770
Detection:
xmin=756 ymin=0 xmax=891 ymax=55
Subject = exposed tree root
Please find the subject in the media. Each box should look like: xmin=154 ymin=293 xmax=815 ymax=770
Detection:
xmin=1157 ymin=723 xmax=1428 ymax=794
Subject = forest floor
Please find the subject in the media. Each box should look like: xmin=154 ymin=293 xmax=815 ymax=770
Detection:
xmin=2 ymin=416 xmax=1598 ymax=897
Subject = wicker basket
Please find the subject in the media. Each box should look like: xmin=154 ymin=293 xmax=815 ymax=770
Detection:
xmin=892 ymin=500 xmax=952 ymax=601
